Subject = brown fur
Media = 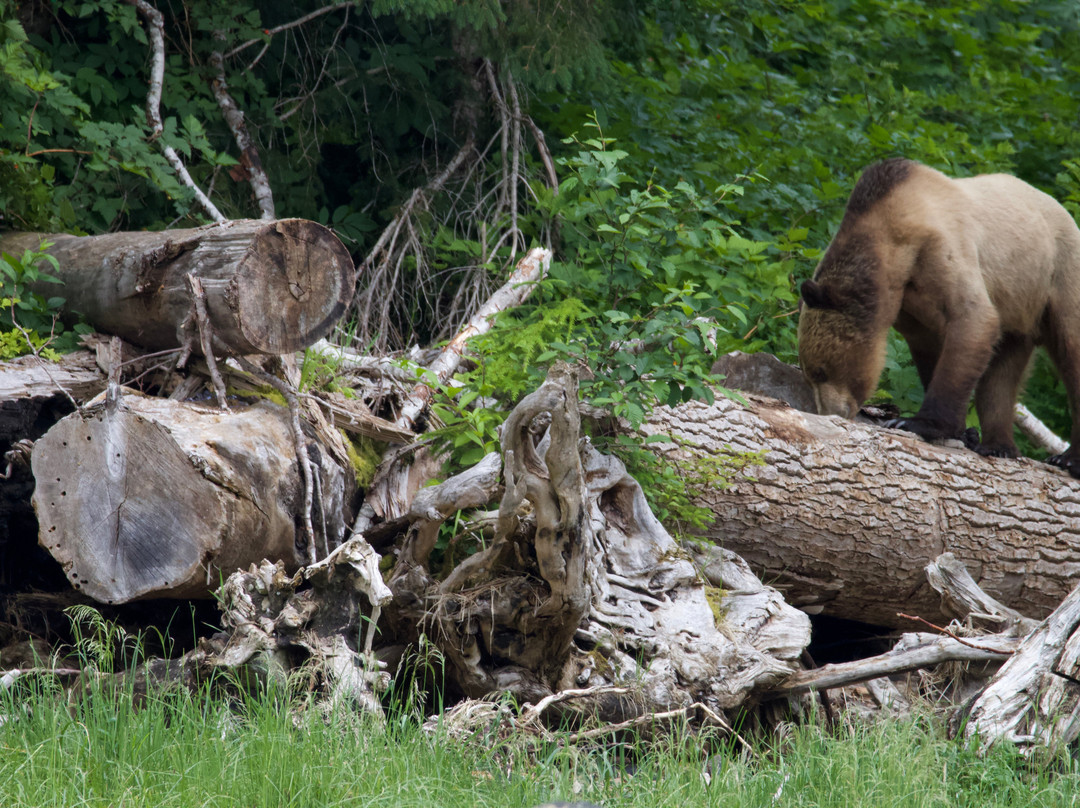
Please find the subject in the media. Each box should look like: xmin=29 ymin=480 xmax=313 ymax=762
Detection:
xmin=798 ymin=158 xmax=1080 ymax=475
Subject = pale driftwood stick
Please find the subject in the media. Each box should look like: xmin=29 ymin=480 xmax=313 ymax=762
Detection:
xmin=399 ymin=451 xmax=502 ymax=568
xmin=770 ymin=632 xmax=1018 ymax=695
xmin=397 ymin=246 xmax=550 ymax=427
xmin=127 ymin=0 xmax=226 ymax=224
xmin=184 ymin=274 xmax=228 ymax=410
xmin=234 ymin=356 xmax=317 ymax=563
xmin=351 ymin=247 xmax=551 ymax=534
xmin=964 ymin=581 xmax=1080 ymax=754
xmin=925 ymin=553 xmax=1038 ymax=634
xmin=1014 ymin=402 xmax=1068 ymax=456
xmin=209 ymin=32 xmax=275 ymax=220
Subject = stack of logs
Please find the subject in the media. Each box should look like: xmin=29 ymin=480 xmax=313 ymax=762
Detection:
xmin=3 ymin=223 xmax=1080 ymax=754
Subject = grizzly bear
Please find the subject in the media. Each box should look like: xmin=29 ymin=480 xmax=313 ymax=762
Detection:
xmin=798 ymin=157 xmax=1080 ymax=477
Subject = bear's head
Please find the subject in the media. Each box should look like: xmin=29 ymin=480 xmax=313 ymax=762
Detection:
xmin=797 ymin=278 xmax=886 ymax=419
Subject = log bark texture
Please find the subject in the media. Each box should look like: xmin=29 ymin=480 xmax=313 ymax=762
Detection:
xmin=31 ymin=390 xmax=346 ymax=603
xmin=1 ymin=219 xmax=354 ymax=355
xmin=645 ymin=394 xmax=1080 ymax=629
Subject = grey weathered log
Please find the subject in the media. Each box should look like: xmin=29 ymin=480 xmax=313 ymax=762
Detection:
xmin=1 ymin=219 xmax=354 ymax=355
xmin=926 ymin=553 xmax=1039 ymax=635
xmin=646 ymin=392 xmax=1080 ymax=629
xmin=31 ymin=390 xmax=346 ymax=603
xmin=0 ymin=351 xmax=105 ymax=443
xmin=964 ymin=580 xmax=1080 ymax=754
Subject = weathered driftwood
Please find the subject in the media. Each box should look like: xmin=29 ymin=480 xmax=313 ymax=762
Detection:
xmin=351 ymin=246 xmax=551 ymax=534
xmin=964 ymin=581 xmax=1080 ymax=754
xmin=383 ymin=363 xmax=810 ymax=718
xmin=31 ymin=390 xmax=346 ymax=603
xmin=771 ymin=632 xmax=1017 ymax=696
xmin=1 ymin=219 xmax=354 ymax=355
xmin=0 ymin=351 xmax=104 ymax=443
xmin=926 ymin=553 xmax=1039 ymax=635
xmin=207 ymin=537 xmax=392 ymax=713
xmin=645 ymin=392 xmax=1080 ymax=629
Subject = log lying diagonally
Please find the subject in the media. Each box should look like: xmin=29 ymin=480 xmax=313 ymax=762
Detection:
xmin=645 ymin=392 xmax=1080 ymax=629
xmin=1 ymin=219 xmax=354 ymax=356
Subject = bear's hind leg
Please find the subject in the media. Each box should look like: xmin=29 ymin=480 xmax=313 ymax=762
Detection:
xmin=973 ymin=333 xmax=1033 ymax=458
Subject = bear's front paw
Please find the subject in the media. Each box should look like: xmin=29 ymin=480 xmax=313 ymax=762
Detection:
xmin=882 ymin=416 xmax=959 ymax=443
xmin=975 ymin=443 xmax=1019 ymax=459
xmin=1047 ymin=452 xmax=1080 ymax=479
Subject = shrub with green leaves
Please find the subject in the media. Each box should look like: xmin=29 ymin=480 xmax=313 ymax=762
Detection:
xmin=0 ymin=243 xmax=89 ymax=359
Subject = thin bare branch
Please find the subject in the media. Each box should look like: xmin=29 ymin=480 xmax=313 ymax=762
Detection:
xmin=127 ymin=0 xmax=227 ymax=224
xmin=225 ymin=1 xmax=357 ymax=60
xmin=209 ymin=31 xmax=275 ymax=220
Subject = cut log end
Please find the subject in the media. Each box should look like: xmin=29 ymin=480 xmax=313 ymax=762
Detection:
xmin=31 ymin=408 xmax=227 ymax=603
xmin=231 ymin=219 xmax=356 ymax=354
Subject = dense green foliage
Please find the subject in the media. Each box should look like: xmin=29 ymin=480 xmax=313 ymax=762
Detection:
xmin=2 ymin=676 xmax=1079 ymax=807
xmin=5 ymin=1 xmax=1080 ymax=432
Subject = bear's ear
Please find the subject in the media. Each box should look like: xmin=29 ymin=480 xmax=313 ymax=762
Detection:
xmin=800 ymin=279 xmax=836 ymax=310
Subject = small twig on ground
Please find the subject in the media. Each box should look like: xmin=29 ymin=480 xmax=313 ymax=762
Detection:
xmin=897 ymin=612 xmax=1016 ymax=654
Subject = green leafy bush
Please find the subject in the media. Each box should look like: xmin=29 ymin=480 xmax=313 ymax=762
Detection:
xmin=0 ymin=243 xmax=89 ymax=359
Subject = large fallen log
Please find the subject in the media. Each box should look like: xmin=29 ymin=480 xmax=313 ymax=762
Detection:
xmin=645 ymin=391 xmax=1080 ymax=629
xmin=31 ymin=390 xmax=347 ymax=603
xmin=1 ymin=219 xmax=354 ymax=355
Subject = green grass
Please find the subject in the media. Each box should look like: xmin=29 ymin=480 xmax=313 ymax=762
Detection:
xmin=2 ymin=678 xmax=1079 ymax=808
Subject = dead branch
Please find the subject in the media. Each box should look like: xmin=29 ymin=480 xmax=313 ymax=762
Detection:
xmin=184 ymin=274 xmax=228 ymax=410
xmin=964 ymin=581 xmax=1080 ymax=754
xmin=1014 ymin=402 xmax=1068 ymax=456
xmin=351 ymin=247 xmax=551 ymax=533
xmin=769 ymin=632 xmax=1018 ymax=695
xmin=225 ymin=1 xmax=357 ymax=62
xmin=209 ymin=32 xmax=275 ymax=220
xmin=127 ymin=0 xmax=226 ymax=224
xmin=234 ymin=356 xmax=319 ymax=563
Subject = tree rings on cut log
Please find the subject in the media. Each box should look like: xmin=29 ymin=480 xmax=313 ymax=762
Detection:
xmin=3 ymin=218 xmax=355 ymax=355
xmin=30 ymin=391 xmax=346 ymax=604
xmin=222 ymin=219 xmax=354 ymax=354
